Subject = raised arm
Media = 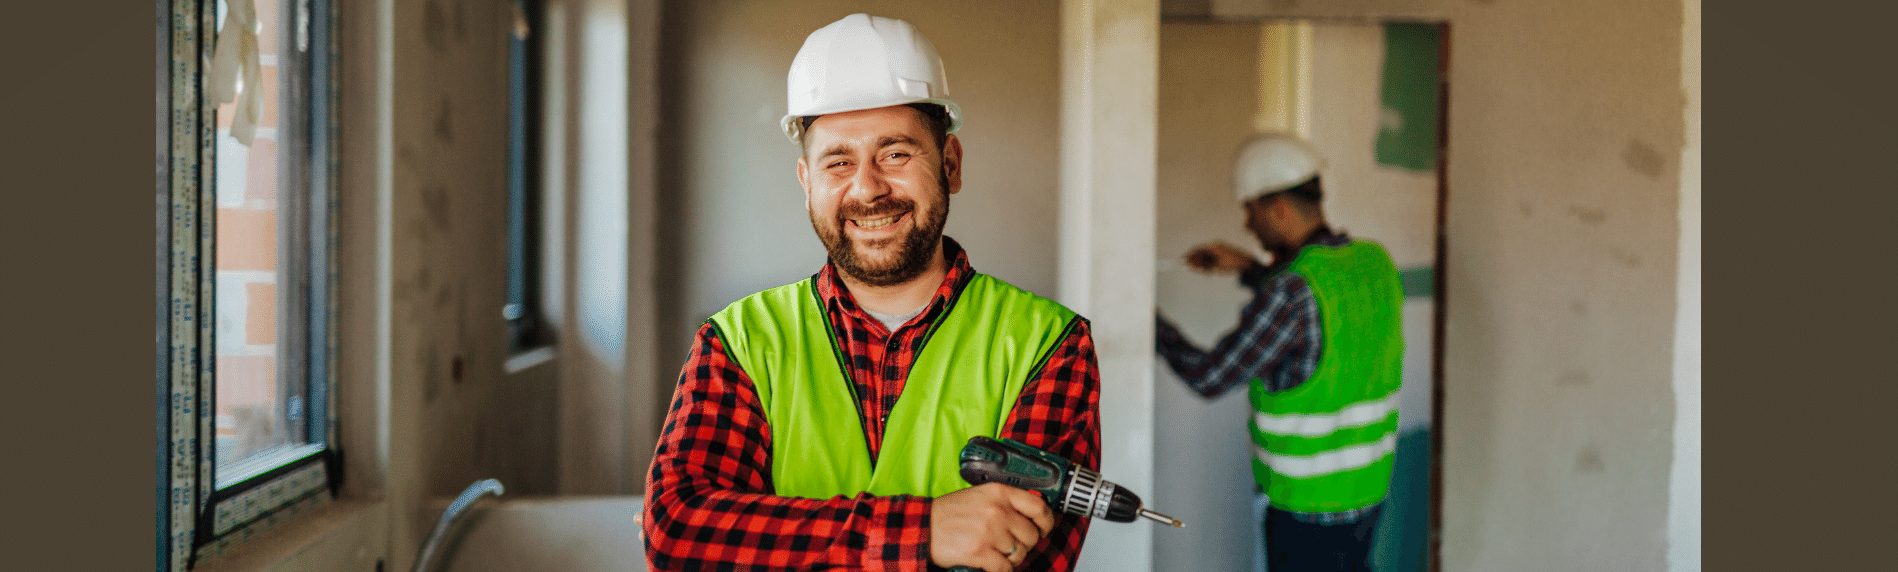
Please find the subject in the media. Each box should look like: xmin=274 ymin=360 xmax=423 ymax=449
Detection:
xmin=1154 ymin=273 xmax=1321 ymax=398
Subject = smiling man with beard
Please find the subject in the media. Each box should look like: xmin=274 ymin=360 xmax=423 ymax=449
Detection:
xmin=641 ymin=13 xmax=1101 ymax=572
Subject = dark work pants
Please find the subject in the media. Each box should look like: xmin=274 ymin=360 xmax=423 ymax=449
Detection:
xmin=1262 ymin=504 xmax=1381 ymax=572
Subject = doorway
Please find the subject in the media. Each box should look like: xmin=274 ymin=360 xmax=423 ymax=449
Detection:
xmin=1151 ymin=17 xmax=1448 ymax=572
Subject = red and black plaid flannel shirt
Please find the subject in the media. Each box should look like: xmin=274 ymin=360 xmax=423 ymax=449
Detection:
xmin=643 ymin=238 xmax=1102 ymax=571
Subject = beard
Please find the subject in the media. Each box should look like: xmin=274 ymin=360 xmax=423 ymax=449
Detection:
xmin=812 ymin=173 xmax=951 ymax=288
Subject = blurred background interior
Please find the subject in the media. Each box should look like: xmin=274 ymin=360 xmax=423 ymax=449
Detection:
xmin=157 ymin=1 xmax=1699 ymax=571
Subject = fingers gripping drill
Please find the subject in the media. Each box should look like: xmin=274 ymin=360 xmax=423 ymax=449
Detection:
xmin=947 ymin=436 xmax=1183 ymax=571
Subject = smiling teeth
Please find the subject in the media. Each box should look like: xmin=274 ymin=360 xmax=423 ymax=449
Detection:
xmin=855 ymin=215 xmax=898 ymax=230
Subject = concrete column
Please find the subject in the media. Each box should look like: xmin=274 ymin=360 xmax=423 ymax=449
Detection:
xmin=1059 ymin=1 xmax=1159 ymax=571
xmin=623 ymin=0 xmax=663 ymax=493
xmin=552 ymin=0 xmax=632 ymax=495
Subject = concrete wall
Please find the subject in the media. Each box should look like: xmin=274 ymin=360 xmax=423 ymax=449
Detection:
xmin=1059 ymin=2 xmax=1160 ymax=571
xmin=655 ymin=0 xmax=1065 ymax=383
xmin=1305 ymin=25 xmax=1439 ymax=272
xmin=334 ymin=0 xmax=567 ymax=567
xmin=1153 ymin=21 xmax=1267 ymax=572
xmin=542 ymin=0 xmax=666 ymax=497
xmin=1203 ymin=0 xmax=1691 ymax=570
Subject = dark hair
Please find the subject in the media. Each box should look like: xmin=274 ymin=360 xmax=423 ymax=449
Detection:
xmin=1281 ymin=176 xmax=1322 ymax=202
xmin=1263 ymin=176 xmax=1324 ymax=216
xmin=904 ymin=102 xmax=952 ymax=150
xmin=798 ymin=102 xmax=952 ymax=151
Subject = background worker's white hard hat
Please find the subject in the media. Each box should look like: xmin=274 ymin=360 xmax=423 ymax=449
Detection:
xmin=1233 ymin=133 xmax=1326 ymax=202
xmin=781 ymin=13 xmax=962 ymax=143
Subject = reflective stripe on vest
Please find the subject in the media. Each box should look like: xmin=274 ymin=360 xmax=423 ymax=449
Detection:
xmin=1254 ymin=431 xmax=1398 ymax=478
xmin=710 ymin=273 xmax=1077 ymax=500
xmin=1254 ymin=391 xmax=1398 ymax=437
xmin=1247 ymin=240 xmax=1405 ymax=513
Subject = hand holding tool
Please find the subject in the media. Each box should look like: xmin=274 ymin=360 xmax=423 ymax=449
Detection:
xmin=956 ymin=436 xmax=1183 ymax=527
xmin=942 ymin=436 xmax=1183 ymax=572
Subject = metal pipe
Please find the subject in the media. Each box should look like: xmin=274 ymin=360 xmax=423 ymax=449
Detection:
xmin=413 ymin=478 xmax=505 ymax=572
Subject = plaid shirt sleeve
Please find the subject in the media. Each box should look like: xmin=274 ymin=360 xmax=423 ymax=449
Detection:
xmin=1154 ymin=272 xmax=1322 ymax=397
xmin=995 ymin=318 xmax=1100 ymax=572
xmin=642 ymin=318 xmax=1102 ymax=572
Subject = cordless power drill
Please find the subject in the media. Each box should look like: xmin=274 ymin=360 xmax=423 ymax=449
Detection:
xmin=957 ymin=435 xmax=1183 ymax=527
xmin=947 ymin=436 xmax=1181 ymax=570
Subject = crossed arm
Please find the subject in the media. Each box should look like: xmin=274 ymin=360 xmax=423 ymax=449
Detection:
xmin=642 ymin=321 xmax=1102 ymax=572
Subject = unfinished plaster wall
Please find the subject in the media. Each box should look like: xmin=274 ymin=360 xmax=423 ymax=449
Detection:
xmin=330 ymin=0 xmax=573 ymax=568
xmin=1152 ymin=20 xmax=1264 ymax=572
xmin=375 ymin=0 xmax=563 ymax=566
xmin=1203 ymin=0 xmax=1689 ymax=569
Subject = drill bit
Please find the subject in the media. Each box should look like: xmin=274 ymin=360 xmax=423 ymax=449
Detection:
xmin=1138 ymin=507 xmax=1185 ymax=527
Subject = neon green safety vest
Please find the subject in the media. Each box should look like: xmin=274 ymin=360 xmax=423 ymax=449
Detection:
xmin=709 ymin=273 xmax=1079 ymax=499
xmin=1249 ymin=241 xmax=1406 ymax=513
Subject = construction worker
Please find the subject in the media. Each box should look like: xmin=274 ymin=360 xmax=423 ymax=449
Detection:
xmin=642 ymin=14 xmax=1101 ymax=572
xmin=1154 ymin=134 xmax=1404 ymax=572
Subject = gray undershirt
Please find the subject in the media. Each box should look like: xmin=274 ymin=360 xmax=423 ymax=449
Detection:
xmin=864 ymin=305 xmax=927 ymax=334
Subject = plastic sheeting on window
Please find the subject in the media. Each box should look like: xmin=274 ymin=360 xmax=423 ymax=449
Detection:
xmin=209 ymin=0 xmax=262 ymax=145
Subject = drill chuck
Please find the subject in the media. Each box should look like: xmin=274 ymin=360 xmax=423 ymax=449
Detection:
xmin=1061 ymin=465 xmax=1137 ymax=522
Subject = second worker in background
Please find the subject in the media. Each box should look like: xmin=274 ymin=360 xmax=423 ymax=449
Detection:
xmin=1155 ymin=134 xmax=1405 ymax=572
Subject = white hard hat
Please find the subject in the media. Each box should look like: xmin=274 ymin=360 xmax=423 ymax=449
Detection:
xmin=781 ymin=14 xmax=962 ymax=143
xmin=1232 ymin=133 xmax=1326 ymax=202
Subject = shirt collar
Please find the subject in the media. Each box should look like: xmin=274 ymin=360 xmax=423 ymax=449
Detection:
xmin=1262 ymin=226 xmax=1351 ymax=277
xmin=814 ymin=236 xmax=973 ymax=326
xmin=1305 ymin=226 xmax=1350 ymax=248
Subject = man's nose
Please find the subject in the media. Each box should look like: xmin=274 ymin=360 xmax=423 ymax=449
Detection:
xmin=846 ymin=161 xmax=891 ymax=203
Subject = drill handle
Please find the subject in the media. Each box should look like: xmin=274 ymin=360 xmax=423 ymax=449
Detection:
xmin=957 ymin=436 xmax=1067 ymax=502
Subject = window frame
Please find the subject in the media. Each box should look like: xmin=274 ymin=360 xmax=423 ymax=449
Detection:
xmin=505 ymin=0 xmax=550 ymax=354
xmin=158 ymin=0 xmax=341 ymax=569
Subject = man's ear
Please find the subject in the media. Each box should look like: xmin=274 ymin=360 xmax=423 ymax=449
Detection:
xmin=942 ymin=134 xmax=964 ymax=195
xmin=797 ymin=156 xmax=812 ymax=211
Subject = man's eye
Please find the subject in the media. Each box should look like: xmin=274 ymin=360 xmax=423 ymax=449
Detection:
xmin=828 ymin=160 xmax=849 ymax=169
xmin=886 ymin=152 xmax=909 ymax=161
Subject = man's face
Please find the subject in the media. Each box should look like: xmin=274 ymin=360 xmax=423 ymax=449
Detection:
xmin=797 ymin=105 xmax=963 ymax=287
xmin=1244 ymin=195 xmax=1286 ymax=252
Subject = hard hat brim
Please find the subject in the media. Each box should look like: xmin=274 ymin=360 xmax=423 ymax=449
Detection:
xmin=782 ymin=98 xmax=963 ymax=143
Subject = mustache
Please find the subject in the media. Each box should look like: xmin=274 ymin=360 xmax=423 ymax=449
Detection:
xmin=836 ymin=198 xmax=915 ymax=221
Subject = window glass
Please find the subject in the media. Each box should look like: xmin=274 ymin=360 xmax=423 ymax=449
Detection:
xmin=162 ymin=0 xmax=335 ymax=568
xmin=212 ymin=0 xmax=325 ymax=488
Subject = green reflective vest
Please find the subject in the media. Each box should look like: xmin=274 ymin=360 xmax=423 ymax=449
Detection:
xmin=1248 ymin=240 xmax=1405 ymax=513
xmin=709 ymin=273 xmax=1079 ymax=499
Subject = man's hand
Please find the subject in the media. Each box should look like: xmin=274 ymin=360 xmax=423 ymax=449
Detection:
xmin=929 ymin=483 xmax=1056 ymax=572
xmin=1183 ymin=241 xmax=1260 ymax=274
